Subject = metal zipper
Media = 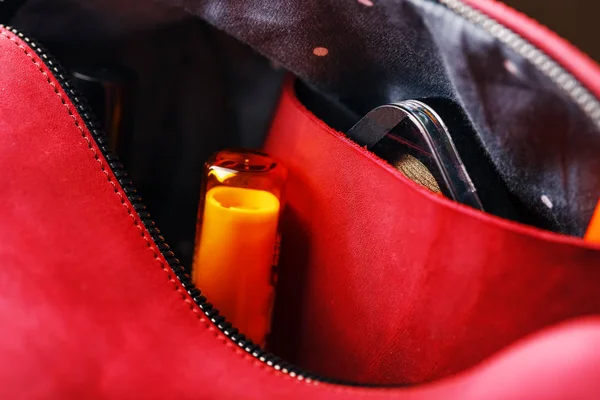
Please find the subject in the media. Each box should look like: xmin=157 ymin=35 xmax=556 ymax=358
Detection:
xmin=2 ymin=0 xmax=599 ymax=387
xmin=0 ymin=25 xmax=326 ymax=384
xmin=438 ymin=0 xmax=600 ymax=129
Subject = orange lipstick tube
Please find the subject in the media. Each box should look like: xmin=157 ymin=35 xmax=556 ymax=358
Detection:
xmin=192 ymin=149 xmax=287 ymax=345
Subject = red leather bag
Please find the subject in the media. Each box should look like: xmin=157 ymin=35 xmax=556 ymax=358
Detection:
xmin=1 ymin=0 xmax=600 ymax=398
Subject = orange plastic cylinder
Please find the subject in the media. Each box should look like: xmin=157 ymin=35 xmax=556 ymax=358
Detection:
xmin=585 ymin=200 xmax=600 ymax=243
xmin=192 ymin=149 xmax=287 ymax=345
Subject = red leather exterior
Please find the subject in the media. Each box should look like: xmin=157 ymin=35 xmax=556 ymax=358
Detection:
xmin=2 ymin=1 xmax=600 ymax=397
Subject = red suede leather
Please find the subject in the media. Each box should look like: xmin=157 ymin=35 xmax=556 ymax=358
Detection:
xmin=269 ymin=0 xmax=600 ymax=384
xmin=265 ymin=80 xmax=600 ymax=384
xmin=1 ymin=2 xmax=600 ymax=398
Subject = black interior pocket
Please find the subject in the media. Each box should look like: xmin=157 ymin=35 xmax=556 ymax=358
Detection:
xmin=10 ymin=0 xmax=285 ymax=267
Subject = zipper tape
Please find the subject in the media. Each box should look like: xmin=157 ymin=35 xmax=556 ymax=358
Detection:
xmin=0 ymin=24 xmax=326 ymax=384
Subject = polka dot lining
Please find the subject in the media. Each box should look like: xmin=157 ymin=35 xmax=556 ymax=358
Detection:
xmin=313 ymin=47 xmax=329 ymax=57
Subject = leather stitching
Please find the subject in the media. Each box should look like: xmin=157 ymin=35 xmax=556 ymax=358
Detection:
xmin=0 ymin=28 xmax=312 ymax=386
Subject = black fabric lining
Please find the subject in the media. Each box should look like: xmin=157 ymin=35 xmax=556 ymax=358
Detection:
xmin=159 ymin=0 xmax=599 ymax=236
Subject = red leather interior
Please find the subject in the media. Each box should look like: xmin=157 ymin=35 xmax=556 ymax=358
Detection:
xmin=1 ymin=0 xmax=600 ymax=397
xmin=265 ymin=78 xmax=600 ymax=385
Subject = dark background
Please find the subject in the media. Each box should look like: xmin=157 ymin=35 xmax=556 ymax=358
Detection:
xmin=503 ymin=0 xmax=600 ymax=61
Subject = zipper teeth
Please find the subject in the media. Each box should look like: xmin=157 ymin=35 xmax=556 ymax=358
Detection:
xmin=0 ymin=25 xmax=328 ymax=384
xmin=438 ymin=0 xmax=600 ymax=128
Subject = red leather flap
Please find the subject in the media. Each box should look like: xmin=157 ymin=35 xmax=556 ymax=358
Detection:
xmin=265 ymin=78 xmax=600 ymax=385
